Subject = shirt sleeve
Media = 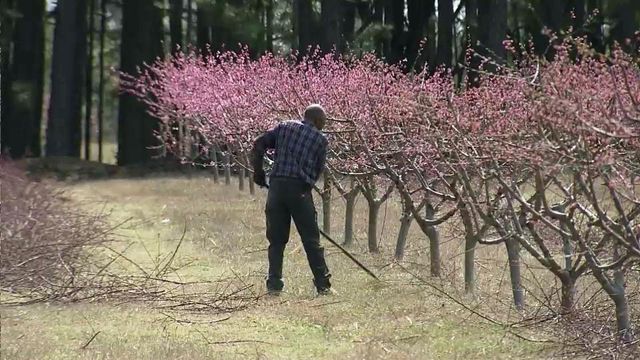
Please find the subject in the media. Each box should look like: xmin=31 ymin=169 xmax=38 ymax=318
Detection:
xmin=251 ymin=125 xmax=279 ymax=173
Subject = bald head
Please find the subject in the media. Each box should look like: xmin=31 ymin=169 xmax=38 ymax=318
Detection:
xmin=303 ymin=104 xmax=327 ymax=130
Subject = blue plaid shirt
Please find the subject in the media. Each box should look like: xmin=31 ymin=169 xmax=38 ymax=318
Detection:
xmin=252 ymin=120 xmax=327 ymax=185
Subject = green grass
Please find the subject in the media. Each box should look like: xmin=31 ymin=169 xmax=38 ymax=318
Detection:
xmin=1 ymin=176 xmax=552 ymax=359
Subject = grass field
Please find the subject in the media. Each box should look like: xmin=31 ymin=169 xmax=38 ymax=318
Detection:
xmin=1 ymin=175 xmax=554 ymax=359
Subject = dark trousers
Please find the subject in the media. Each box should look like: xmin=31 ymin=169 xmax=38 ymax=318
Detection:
xmin=265 ymin=177 xmax=331 ymax=291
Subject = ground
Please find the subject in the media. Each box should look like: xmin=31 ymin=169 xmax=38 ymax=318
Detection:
xmin=1 ymin=174 xmax=552 ymax=359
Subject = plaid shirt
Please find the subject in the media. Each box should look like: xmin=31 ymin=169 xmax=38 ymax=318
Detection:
xmin=252 ymin=120 xmax=327 ymax=185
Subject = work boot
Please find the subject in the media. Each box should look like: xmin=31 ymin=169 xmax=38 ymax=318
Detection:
xmin=266 ymin=277 xmax=284 ymax=296
xmin=317 ymin=287 xmax=337 ymax=296
xmin=313 ymin=278 xmax=334 ymax=296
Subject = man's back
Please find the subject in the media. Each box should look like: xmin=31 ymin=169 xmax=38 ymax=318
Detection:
xmin=267 ymin=120 xmax=327 ymax=185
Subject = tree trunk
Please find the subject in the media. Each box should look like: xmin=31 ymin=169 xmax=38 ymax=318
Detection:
xmin=4 ymin=0 xmax=45 ymax=158
xmin=0 ymin=0 xmax=14 ymax=156
xmin=406 ymin=0 xmax=434 ymax=71
xmin=117 ymin=0 xmax=163 ymax=165
xmin=612 ymin=244 xmax=633 ymax=342
xmin=458 ymin=200 xmax=477 ymax=294
xmin=47 ymin=0 xmax=87 ymax=157
xmin=186 ymin=0 xmax=193 ymax=45
xmin=238 ymin=160 xmax=245 ymax=192
xmin=464 ymin=237 xmax=476 ymax=294
xmin=394 ymin=198 xmax=413 ymax=261
xmin=97 ymin=0 xmax=106 ymax=163
xmin=246 ymin=152 xmax=255 ymax=195
xmin=84 ymin=0 xmax=96 ymax=160
xmin=477 ymin=0 xmax=508 ymax=70
xmin=169 ymin=0 xmax=183 ymax=52
xmin=385 ymin=0 xmax=405 ymax=64
xmin=265 ymin=0 xmax=273 ymax=52
xmin=367 ymin=201 xmax=381 ymax=253
xmin=196 ymin=5 xmax=211 ymax=54
xmin=321 ymin=172 xmax=332 ymax=234
xmin=372 ymin=0 xmax=385 ymax=56
xmin=465 ymin=0 xmax=480 ymax=86
xmin=341 ymin=0 xmax=356 ymax=50
xmin=436 ymin=0 xmax=453 ymax=68
xmin=610 ymin=0 xmax=639 ymax=51
xmin=560 ymin=275 xmax=576 ymax=313
xmin=343 ymin=190 xmax=357 ymax=246
xmin=210 ymin=147 xmax=220 ymax=183
xmin=562 ymin=236 xmax=572 ymax=272
xmin=540 ymin=0 xmax=566 ymax=33
xmin=613 ymin=293 xmax=633 ymax=343
xmin=424 ymin=202 xmax=441 ymax=277
xmin=248 ymin=171 xmax=255 ymax=195
xmin=573 ymin=0 xmax=586 ymax=30
xmin=505 ymin=236 xmax=524 ymax=310
xmin=321 ymin=0 xmax=342 ymax=53
xmin=295 ymin=0 xmax=315 ymax=54
xmin=224 ymin=151 xmax=232 ymax=185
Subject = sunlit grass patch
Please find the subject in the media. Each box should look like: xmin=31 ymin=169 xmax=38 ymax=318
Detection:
xmin=1 ymin=175 xmax=553 ymax=359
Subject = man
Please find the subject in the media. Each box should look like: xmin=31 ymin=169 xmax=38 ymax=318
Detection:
xmin=251 ymin=104 xmax=333 ymax=296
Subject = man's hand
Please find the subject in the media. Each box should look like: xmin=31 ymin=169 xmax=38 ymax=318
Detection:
xmin=253 ymin=169 xmax=268 ymax=188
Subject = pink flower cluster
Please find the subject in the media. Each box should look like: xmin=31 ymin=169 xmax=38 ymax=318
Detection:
xmin=121 ymin=38 xmax=640 ymax=188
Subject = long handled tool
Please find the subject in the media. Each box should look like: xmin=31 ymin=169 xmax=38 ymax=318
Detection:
xmin=317 ymin=228 xmax=380 ymax=281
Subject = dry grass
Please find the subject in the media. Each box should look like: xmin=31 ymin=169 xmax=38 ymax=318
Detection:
xmin=1 ymin=174 xmax=554 ymax=359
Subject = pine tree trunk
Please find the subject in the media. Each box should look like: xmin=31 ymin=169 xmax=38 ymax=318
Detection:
xmin=84 ymin=0 xmax=96 ymax=160
xmin=573 ymin=0 xmax=586 ymax=29
xmin=477 ymin=0 xmax=507 ymax=69
xmin=540 ymin=0 xmax=566 ymax=33
xmin=341 ymin=0 xmax=356 ymax=49
xmin=0 ymin=0 xmax=14 ymax=156
xmin=196 ymin=5 xmax=211 ymax=54
xmin=117 ymin=0 xmax=163 ymax=165
xmin=5 ymin=0 xmax=45 ymax=158
xmin=265 ymin=0 xmax=274 ymax=52
xmin=385 ymin=0 xmax=405 ymax=64
xmin=97 ymin=0 xmax=106 ymax=163
xmin=465 ymin=0 xmax=480 ymax=86
xmin=321 ymin=0 xmax=342 ymax=53
xmin=406 ymin=0 xmax=434 ymax=70
xmin=186 ymin=0 xmax=193 ymax=45
xmin=372 ymin=0 xmax=384 ymax=56
xmin=436 ymin=0 xmax=453 ymax=68
xmin=169 ymin=0 xmax=183 ymax=52
xmin=47 ymin=0 xmax=88 ymax=157
xmin=295 ymin=0 xmax=315 ymax=54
